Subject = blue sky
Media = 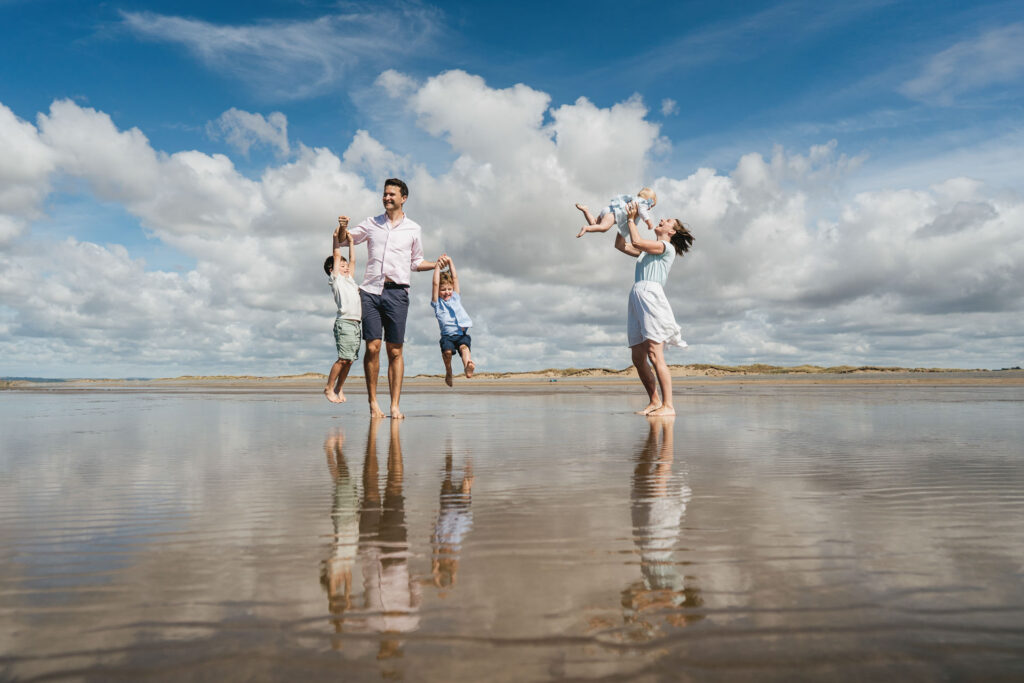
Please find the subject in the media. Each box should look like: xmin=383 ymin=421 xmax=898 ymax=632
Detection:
xmin=1 ymin=0 xmax=1022 ymax=377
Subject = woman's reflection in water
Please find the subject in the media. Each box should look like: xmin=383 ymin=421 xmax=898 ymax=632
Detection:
xmin=322 ymin=418 xmax=420 ymax=661
xmin=429 ymin=445 xmax=473 ymax=593
xmin=622 ymin=415 xmax=703 ymax=640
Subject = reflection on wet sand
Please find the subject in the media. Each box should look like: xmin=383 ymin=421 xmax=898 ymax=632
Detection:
xmin=321 ymin=428 xmax=359 ymax=632
xmin=621 ymin=416 xmax=702 ymax=640
xmin=322 ymin=418 xmax=420 ymax=661
xmin=429 ymin=445 xmax=473 ymax=593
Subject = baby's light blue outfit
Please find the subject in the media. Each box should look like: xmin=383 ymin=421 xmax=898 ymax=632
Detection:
xmin=599 ymin=194 xmax=655 ymax=239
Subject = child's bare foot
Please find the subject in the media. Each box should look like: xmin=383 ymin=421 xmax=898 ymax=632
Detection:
xmin=649 ymin=405 xmax=675 ymax=417
xmin=575 ymin=202 xmax=597 ymax=228
xmin=576 ymin=226 xmax=589 ymax=238
xmin=445 ymin=368 xmax=453 ymax=387
xmin=465 ymin=360 xmax=475 ymax=379
xmin=334 ymin=388 xmax=347 ymax=403
xmin=325 ymin=387 xmax=343 ymax=403
xmin=637 ymin=401 xmax=662 ymax=415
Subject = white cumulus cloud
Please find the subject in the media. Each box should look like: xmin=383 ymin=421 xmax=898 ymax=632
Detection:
xmin=208 ymin=108 xmax=290 ymax=157
xmin=1 ymin=70 xmax=1023 ymax=378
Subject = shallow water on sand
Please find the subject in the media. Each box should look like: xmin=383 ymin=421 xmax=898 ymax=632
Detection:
xmin=2 ymin=384 xmax=1024 ymax=681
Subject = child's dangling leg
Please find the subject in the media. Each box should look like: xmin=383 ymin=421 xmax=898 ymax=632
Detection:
xmin=575 ymin=203 xmax=616 ymax=238
xmin=442 ymin=349 xmax=455 ymax=387
xmin=460 ymin=344 xmax=475 ymax=379
xmin=325 ymin=359 xmax=346 ymax=403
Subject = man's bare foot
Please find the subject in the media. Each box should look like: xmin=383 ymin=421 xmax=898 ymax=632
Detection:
xmin=445 ymin=368 xmax=453 ymax=387
xmin=390 ymin=406 xmax=405 ymax=420
xmin=325 ymin=387 xmax=343 ymax=404
xmin=649 ymin=405 xmax=676 ymax=417
xmin=465 ymin=361 xmax=475 ymax=378
xmin=369 ymin=402 xmax=386 ymax=418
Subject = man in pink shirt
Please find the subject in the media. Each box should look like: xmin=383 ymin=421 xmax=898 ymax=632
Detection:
xmin=339 ymin=178 xmax=441 ymax=419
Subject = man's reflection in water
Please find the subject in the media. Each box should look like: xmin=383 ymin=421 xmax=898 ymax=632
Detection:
xmin=429 ymin=445 xmax=473 ymax=593
xmin=321 ymin=428 xmax=360 ymax=636
xmin=621 ymin=415 xmax=703 ymax=640
xmin=360 ymin=417 xmax=420 ymax=660
xmin=321 ymin=418 xmax=420 ymax=662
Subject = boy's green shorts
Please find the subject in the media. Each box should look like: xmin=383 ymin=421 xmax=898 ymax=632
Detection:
xmin=334 ymin=319 xmax=361 ymax=361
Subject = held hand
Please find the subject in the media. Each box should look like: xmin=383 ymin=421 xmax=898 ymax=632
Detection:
xmin=626 ymin=201 xmax=638 ymax=220
xmin=338 ymin=216 xmax=349 ymax=229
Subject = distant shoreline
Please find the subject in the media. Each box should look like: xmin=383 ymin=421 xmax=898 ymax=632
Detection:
xmin=4 ymin=364 xmax=1023 ymax=391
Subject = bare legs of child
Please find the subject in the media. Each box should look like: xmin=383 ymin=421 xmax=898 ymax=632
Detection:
xmin=441 ymin=345 xmax=475 ymax=387
xmin=575 ymin=203 xmax=617 ymax=238
xmin=324 ymin=358 xmax=353 ymax=403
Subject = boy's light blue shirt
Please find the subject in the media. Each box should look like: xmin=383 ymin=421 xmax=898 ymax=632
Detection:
xmin=431 ymin=292 xmax=473 ymax=336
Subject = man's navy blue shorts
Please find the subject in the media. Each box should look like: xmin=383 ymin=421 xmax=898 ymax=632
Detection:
xmin=439 ymin=331 xmax=471 ymax=353
xmin=360 ymin=284 xmax=409 ymax=343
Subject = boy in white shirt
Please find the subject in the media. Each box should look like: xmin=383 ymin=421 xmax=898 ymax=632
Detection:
xmin=323 ymin=217 xmax=361 ymax=403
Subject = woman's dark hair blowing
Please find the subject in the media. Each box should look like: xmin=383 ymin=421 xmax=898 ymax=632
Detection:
xmin=669 ymin=219 xmax=694 ymax=255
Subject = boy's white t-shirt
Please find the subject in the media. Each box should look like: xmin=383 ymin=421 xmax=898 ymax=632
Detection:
xmin=328 ymin=274 xmax=362 ymax=321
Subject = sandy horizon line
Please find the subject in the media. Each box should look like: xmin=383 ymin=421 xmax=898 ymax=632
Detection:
xmin=4 ymin=363 xmax=1023 ymax=388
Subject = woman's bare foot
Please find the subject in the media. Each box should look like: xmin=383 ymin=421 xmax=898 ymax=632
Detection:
xmin=325 ymin=387 xmax=343 ymax=403
xmin=637 ymin=401 xmax=662 ymax=415
xmin=445 ymin=368 xmax=453 ymax=387
xmin=648 ymin=405 xmax=675 ymax=417
xmin=390 ymin=405 xmax=405 ymax=420
xmin=465 ymin=360 xmax=475 ymax=378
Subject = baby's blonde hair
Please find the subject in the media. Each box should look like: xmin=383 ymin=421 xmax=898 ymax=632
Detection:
xmin=638 ymin=187 xmax=657 ymax=206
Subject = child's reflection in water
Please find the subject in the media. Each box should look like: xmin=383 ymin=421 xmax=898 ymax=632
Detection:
xmin=621 ymin=415 xmax=702 ymax=640
xmin=321 ymin=418 xmax=420 ymax=661
xmin=321 ymin=428 xmax=358 ymax=627
xmin=429 ymin=445 xmax=473 ymax=593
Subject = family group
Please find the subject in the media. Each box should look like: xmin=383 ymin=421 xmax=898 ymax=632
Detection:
xmin=323 ymin=178 xmax=693 ymax=419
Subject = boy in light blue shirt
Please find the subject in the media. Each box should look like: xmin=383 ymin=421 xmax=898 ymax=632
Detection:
xmin=431 ymin=255 xmax=475 ymax=387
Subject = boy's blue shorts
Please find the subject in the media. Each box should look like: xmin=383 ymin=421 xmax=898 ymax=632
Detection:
xmin=360 ymin=285 xmax=409 ymax=343
xmin=439 ymin=332 xmax=471 ymax=353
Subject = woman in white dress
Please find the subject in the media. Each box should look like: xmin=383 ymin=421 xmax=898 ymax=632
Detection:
xmin=615 ymin=202 xmax=694 ymax=416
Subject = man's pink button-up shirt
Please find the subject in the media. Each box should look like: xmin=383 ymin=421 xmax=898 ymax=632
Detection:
xmin=348 ymin=213 xmax=425 ymax=295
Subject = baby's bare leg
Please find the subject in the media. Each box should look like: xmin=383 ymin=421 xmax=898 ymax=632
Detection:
xmin=575 ymin=203 xmax=597 ymax=225
xmin=442 ymin=349 xmax=454 ymax=387
xmin=459 ymin=345 xmax=474 ymax=378
xmin=577 ymin=209 xmax=616 ymax=238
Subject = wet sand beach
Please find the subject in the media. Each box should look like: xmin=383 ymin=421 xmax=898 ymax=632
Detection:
xmin=2 ymin=372 xmax=1023 ymax=680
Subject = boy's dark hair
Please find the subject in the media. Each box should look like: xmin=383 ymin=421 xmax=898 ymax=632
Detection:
xmin=323 ymin=254 xmax=347 ymax=276
xmin=384 ymin=177 xmax=409 ymax=198
xmin=669 ymin=219 xmax=694 ymax=256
